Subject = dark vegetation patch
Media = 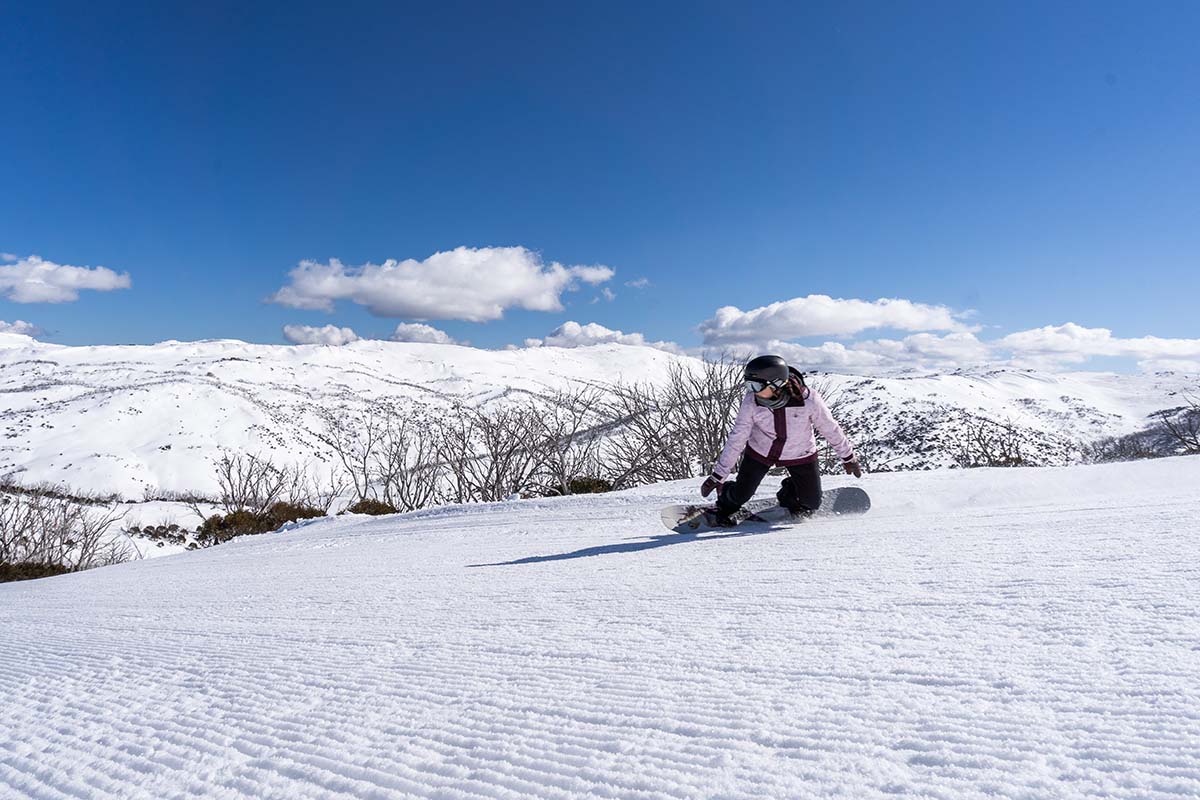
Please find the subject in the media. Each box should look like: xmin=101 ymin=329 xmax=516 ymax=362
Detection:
xmin=195 ymin=502 xmax=325 ymax=547
xmin=344 ymin=498 xmax=398 ymax=516
xmin=0 ymin=562 xmax=72 ymax=583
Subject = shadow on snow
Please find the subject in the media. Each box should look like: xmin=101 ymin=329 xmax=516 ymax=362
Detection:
xmin=469 ymin=526 xmax=776 ymax=568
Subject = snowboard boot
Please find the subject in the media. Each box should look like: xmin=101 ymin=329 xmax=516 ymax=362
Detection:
xmin=777 ymin=477 xmax=814 ymax=517
xmin=703 ymin=506 xmax=739 ymax=528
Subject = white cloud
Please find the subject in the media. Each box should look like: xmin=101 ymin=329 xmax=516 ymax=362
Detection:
xmin=856 ymin=332 xmax=992 ymax=366
xmin=718 ymin=323 xmax=1200 ymax=375
xmin=998 ymin=323 xmax=1200 ymax=373
xmin=698 ymin=294 xmax=970 ymax=344
xmin=269 ymin=247 xmax=615 ymax=322
xmin=760 ymin=340 xmax=892 ymax=370
xmin=389 ymin=322 xmax=459 ymax=345
xmin=715 ymin=332 xmax=990 ymax=372
xmin=625 ymin=277 xmax=650 ymax=289
xmin=0 ymin=319 xmax=43 ymax=337
xmin=571 ymin=265 xmax=617 ymax=285
xmin=525 ymin=321 xmax=682 ymax=354
xmin=690 ymin=291 xmax=1200 ymax=373
xmin=999 ymin=323 xmax=1114 ymax=362
xmin=0 ymin=319 xmax=41 ymax=335
xmin=282 ymin=324 xmax=360 ymax=346
xmin=0 ymin=254 xmax=132 ymax=303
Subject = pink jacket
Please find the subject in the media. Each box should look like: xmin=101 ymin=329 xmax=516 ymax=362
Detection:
xmin=712 ymin=387 xmax=855 ymax=479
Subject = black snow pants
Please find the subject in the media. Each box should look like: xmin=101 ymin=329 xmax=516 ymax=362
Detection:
xmin=715 ymin=455 xmax=823 ymax=516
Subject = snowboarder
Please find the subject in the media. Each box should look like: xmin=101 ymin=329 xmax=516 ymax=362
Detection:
xmin=700 ymin=355 xmax=862 ymax=526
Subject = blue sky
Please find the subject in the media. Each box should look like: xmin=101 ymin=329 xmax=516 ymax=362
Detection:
xmin=2 ymin=1 xmax=1198 ymax=370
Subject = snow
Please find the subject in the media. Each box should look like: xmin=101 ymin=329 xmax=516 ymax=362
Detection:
xmin=3 ymin=457 xmax=1199 ymax=798
xmin=1 ymin=335 xmax=1195 ymax=497
xmin=0 ymin=338 xmax=688 ymax=498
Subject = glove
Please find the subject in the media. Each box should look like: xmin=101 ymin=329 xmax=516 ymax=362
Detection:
xmin=700 ymin=474 xmax=724 ymax=498
xmin=843 ymin=458 xmax=863 ymax=479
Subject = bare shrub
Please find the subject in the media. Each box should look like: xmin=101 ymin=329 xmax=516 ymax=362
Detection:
xmin=1083 ymin=429 xmax=1164 ymax=463
xmin=142 ymin=488 xmax=220 ymax=505
xmin=587 ymin=357 xmax=745 ymax=488
xmin=314 ymin=401 xmax=446 ymax=511
xmin=191 ymin=453 xmax=335 ymax=547
xmin=952 ymin=415 xmax=1032 ymax=468
xmin=663 ymin=358 xmax=745 ymax=476
xmin=285 ymin=461 xmax=348 ymax=514
xmin=0 ymin=480 xmax=121 ymax=506
xmin=212 ymin=452 xmax=292 ymax=515
xmin=314 ymin=403 xmax=388 ymax=503
xmin=597 ymin=381 xmax=693 ymax=489
xmin=0 ymin=488 xmax=132 ymax=579
xmin=439 ymin=404 xmax=543 ymax=502
xmin=375 ymin=411 xmax=447 ymax=512
xmin=529 ymin=386 xmax=608 ymax=495
xmin=1084 ymin=398 xmax=1200 ymax=463
xmin=1160 ymin=395 xmax=1200 ymax=454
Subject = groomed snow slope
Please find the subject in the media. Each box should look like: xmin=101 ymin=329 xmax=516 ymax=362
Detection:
xmin=3 ymin=459 xmax=1199 ymax=799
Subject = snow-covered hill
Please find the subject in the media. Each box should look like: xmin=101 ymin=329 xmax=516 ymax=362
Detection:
xmin=825 ymin=369 xmax=1195 ymax=471
xmin=0 ymin=332 xmax=1195 ymax=497
xmin=0 ymin=334 xmax=686 ymax=498
xmin=3 ymin=458 xmax=1198 ymax=798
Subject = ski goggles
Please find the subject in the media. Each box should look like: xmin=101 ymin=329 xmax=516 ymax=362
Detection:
xmin=745 ymin=377 xmax=786 ymax=393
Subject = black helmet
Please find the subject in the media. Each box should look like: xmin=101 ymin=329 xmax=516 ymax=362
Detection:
xmin=744 ymin=354 xmax=789 ymax=391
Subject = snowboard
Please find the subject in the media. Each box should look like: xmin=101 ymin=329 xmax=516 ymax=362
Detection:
xmin=660 ymin=486 xmax=871 ymax=534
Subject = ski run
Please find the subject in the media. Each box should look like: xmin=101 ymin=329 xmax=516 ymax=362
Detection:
xmin=3 ymin=457 xmax=1199 ymax=799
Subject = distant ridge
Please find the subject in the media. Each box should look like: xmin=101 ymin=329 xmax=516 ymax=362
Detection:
xmin=0 ymin=336 xmax=1194 ymax=497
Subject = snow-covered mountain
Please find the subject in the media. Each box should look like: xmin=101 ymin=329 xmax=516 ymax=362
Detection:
xmin=823 ymin=368 xmax=1195 ymax=471
xmin=0 ymin=333 xmax=685 ymax=498
xmin=1 ymin=332 xmax=1195 ymax=497
xmin=3 ymin=457 xmax=1198 ymax=798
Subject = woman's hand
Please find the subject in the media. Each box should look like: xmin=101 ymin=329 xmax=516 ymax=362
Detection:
xmin=700 ymin=475 xmax=723 ymax=497
xmin=843 ymin=458 xmax=863 ymax=478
